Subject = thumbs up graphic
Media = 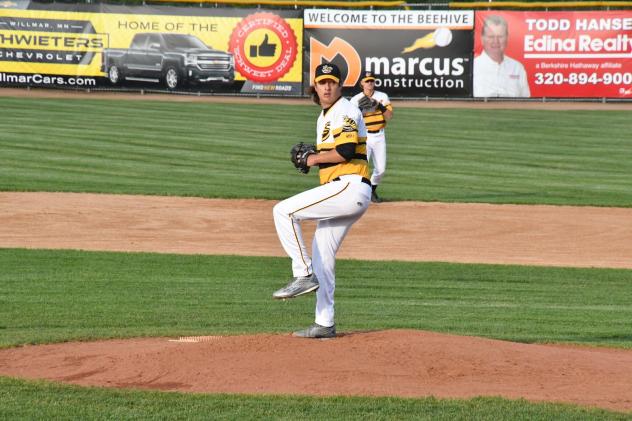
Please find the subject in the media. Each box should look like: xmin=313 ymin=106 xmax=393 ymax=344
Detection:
xmin=249 ymin=34 xmax=277 ymax=57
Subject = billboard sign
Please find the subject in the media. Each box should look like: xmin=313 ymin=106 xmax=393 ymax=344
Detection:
xmin=474 ymin=11 xmax=632 ymax=98
xmin=304 ymin=9 xmax=474 ymax=97
xmin=0 ymin=2 xmax=303 ymax=95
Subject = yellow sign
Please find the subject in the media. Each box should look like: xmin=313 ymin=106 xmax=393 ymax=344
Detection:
xmin=0 ymin=8 xmax=302 ymax=82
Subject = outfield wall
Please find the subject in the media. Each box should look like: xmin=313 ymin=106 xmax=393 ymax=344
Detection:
xmin=0 ymin=2 xmax=630 ymax=99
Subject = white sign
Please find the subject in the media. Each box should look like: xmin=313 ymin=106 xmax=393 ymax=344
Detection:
xmin=304 ymin=10 xmax=474 ymax=30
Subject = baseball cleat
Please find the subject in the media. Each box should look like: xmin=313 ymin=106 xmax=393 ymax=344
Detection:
xmin=272 ymin=274 xmax=319 ymax=299
xmin=293 ymin=323 xmax=336 ymax=339
xmin=371 ymin=191 xmax=382 ymax=203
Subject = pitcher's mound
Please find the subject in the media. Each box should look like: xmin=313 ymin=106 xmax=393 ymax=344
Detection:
xmin=1 ymin=329 xmax=631 ymax=412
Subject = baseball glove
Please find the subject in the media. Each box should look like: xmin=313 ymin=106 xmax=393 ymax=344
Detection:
xmin=358 ymin=95 xmax=387 ymax=114
xmin=290 ymin=142 xmax=316 ymax=174
xmin=357 ymin=95 xmax=378 ymax=113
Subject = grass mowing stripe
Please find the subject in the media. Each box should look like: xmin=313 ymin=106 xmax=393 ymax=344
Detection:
xmin=1 ymin=96 xmax=631 ymax=205
xmin=1 ymin=248 xmax=631 ymax=349
xmin=388 ymin=107 xmax=631 ymax=204
xmin=1 ymin=378 xmax=627 ymax=421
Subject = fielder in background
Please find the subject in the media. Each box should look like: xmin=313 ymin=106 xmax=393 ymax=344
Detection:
xmin=272 ymin=62 xmax=372 ymax=339
xmin=350 ymin=72 xmax=393 ymax=203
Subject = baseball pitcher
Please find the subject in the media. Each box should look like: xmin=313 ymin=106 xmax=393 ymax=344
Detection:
xmin=272 ymin=63 xmax=371 ymax=339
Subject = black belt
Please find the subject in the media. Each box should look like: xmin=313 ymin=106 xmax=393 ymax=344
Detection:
xmin=332 ymin=176 xmax=371 ymax=186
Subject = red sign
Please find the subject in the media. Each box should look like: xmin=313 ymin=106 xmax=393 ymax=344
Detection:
xmin=474 ymin=11 xmax=632 ymax=98
xmin=228 ymin=12 xmax=298 ymax=83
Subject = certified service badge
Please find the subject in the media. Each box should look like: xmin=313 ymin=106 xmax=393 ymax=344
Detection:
xmin=228 ymin=12 xmax=298 ymax=83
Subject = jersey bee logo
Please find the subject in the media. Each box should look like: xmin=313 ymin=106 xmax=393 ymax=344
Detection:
xmin=321 ymin=122 xmax=331 ymax=141
xmin=342 ymin=116 xmax=358 ymax=132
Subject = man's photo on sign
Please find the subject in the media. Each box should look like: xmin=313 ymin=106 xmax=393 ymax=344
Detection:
xmin=473 ymin=14 xmax=530 ymax=98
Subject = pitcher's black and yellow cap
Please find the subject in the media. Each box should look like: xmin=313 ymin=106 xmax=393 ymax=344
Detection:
xmin=314 ymin=63 xmax=341 ymax=83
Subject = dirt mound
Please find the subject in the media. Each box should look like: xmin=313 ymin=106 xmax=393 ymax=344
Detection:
xmin=1 ymin=330 xmax=631 ymax=412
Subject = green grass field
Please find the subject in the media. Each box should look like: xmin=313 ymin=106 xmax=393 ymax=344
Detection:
xmin=2 ymin=376 xmax=628 ymax=421
xmin=1 ymin=95 xmax=631 ymax=419
xmin=2 ymin=248 xmax=632 ymax=348
xmin=1 ymin=96 xmax=631 ymax=206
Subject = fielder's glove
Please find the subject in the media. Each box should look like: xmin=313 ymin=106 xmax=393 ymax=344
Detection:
xmin=357 ymin=95 xmax=387 ymax=114
xmin=290 ymin=142 xmax=316 ymax=174
xmin=357 ymin=95 xmax=378 ymax=113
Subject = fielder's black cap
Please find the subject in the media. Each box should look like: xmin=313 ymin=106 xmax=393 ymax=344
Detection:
xmin=314 ymin=62 xmax=341 ymax=83
xmin=361 ymin=72 xmax=376 ymax=83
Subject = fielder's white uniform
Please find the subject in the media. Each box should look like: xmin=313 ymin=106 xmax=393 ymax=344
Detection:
xmin=350 ymin=90 xmax=392 ymax=187
xmin=273 ymin=97 xmax=371 ymax=328
xmin=473 ymin=50 xmax=530 ymax=97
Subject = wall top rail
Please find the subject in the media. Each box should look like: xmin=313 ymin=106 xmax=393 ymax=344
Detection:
xmin=146 ymin=0 xmax=632 ymax=8
xmin=448 ymin=1 xmax=632 ymax=8
xmin=148 ymin=0 xmax=406 ymax=7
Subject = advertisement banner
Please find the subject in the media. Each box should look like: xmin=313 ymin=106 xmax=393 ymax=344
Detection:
xmin=304 ymin=9 xmax=474 ymax=97
xmin=0 ymin=2 xmax=303 ymax=95
xmin=474 ymin=11 xmax=632 ymax=98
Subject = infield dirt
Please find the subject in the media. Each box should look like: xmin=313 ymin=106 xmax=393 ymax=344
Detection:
xmin=2 ymin=330 xmax=632 ymax=412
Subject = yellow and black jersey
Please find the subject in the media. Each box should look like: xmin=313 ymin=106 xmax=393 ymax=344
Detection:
xmin=350 ymin=90 xmax=393 ymax=133
xmin=316 ymin=97 xmax=370 ymax=184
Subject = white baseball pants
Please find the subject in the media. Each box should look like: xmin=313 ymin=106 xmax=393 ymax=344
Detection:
xmin=367 ymin=131 xmax=386 ymax=186
xmin=273 ymin=174 xmax=371 ymax=327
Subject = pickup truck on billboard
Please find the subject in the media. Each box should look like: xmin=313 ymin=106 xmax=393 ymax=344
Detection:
xmin=101 ymin=33 xmax=234 ymax=90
